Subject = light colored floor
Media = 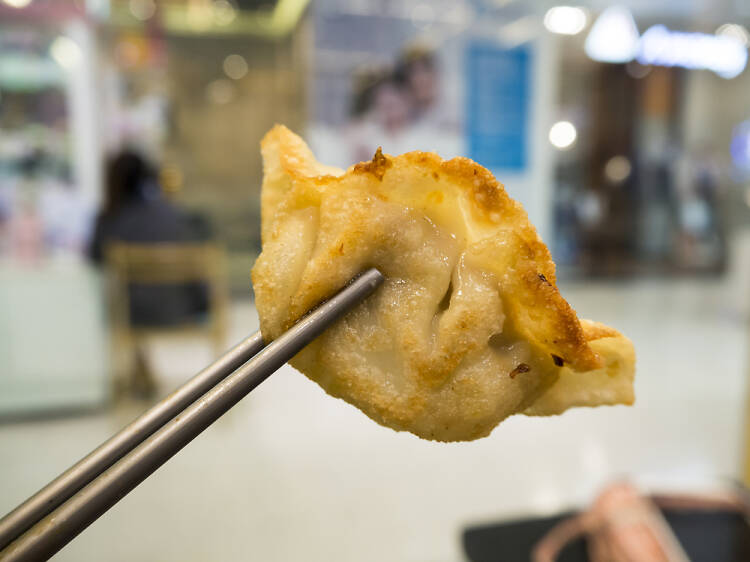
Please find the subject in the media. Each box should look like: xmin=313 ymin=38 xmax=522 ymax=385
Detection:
xmin=2 ymin=238 xmax=750 ymax=561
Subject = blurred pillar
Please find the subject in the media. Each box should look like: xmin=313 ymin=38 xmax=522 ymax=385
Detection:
xmin=62 ymin=20 xmax=103 ymax=209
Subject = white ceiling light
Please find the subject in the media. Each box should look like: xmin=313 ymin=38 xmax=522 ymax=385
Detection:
xmin=544 ymin=6 xmax=587 ymax=36
xmin=549 ymin=121 xmax=577 ymax=150
xmin=50 ymin=36 xmax=82 ymax=70
xmin=2 ymin=0 xmax=33 ymax=7
xmin=584 ymin=6 xmax=639 ymax=63
xmin=639 ymin=25 xmax=747 ymax=79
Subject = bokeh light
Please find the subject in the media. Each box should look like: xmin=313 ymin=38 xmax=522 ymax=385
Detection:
xmin=549 ymin=121 xmax=577 ymax=150
xmin=205 ymin=78 xmax=235 ymax=104
xmin=223 ymin=54 xmax=248 ymax=80
xmin=2 ymin=0 xmax=33 ymax=8
xmin=543 ymin=6 xmax=587 ymax=36
xmin=604 ymin=155 xmax=632 ymax=183
xmin=50 ymin=36 xmax=82 ymax=70
xmin=128 ymin=0 xmax=156 ymax=21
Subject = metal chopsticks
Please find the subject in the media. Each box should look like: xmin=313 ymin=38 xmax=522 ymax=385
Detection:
xmin=0 ymin=333 xmax=264 ymax=554
xmin=0 ymin=268 xmax=384 ymax=562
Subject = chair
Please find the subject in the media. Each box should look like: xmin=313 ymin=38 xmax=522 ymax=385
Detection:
xmin=105 ymin=242 xmax=229 ymax=395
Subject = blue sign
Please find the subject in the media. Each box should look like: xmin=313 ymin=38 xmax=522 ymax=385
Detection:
xmin=466 ymin=42 xmax=531 ymax=171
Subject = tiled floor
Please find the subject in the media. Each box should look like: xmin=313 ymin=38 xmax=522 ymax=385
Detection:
xmin=2 ymin=235 xmax=750 ymax=561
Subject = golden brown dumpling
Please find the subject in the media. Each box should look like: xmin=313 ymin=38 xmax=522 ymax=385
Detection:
xmin=251 ymin=125 xmax=635 ymax=441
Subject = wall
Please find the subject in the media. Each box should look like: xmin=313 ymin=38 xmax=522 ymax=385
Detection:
xmin=163 ymin=22 xmax=309 ymax=290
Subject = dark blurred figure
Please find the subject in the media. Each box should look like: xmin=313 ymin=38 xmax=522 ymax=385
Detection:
xmin=345 ymin=65 xmax=413 ymax=161
xmin=89 ymin=149 xmax=209 ymax=327
xmin=349 ymin=64 xmax=390 ymax=121
xmin=394 ymin=45 xmax=438 ymax=123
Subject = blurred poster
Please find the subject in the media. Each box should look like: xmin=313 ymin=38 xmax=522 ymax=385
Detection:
xmin=307 ymin=1 xmax=552 ymax=240
xmin=308 ymin=5 xmax=465 ymax=168
xmin=466 ymin=42 xmax=530 ymax=171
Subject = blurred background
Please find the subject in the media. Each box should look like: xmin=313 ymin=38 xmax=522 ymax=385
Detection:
xmin=2 ymin=0 xmax=750 ymax=560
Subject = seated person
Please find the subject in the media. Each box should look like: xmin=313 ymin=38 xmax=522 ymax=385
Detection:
xmin=89 ymin=149 xmax=209 ymax=326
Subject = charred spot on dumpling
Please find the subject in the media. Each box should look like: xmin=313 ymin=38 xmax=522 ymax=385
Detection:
xmin=353 ymin=147 xmax=392 ymax=181
xmin=471 ymin=182 xmax=502 ymax=212
xmin=509 ymin=363 xmax=531 ymax=378
xmin=551 ymin=354 xmax=564 ymax=367
xmin=538 ymin=273 xmax=551 ymax=285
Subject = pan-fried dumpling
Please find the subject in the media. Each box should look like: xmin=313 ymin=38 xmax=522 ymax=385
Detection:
xmin=251 ymin=125 xmax=635 ymax=441
xmin=523 ymin=320 xmax=635 ymax=416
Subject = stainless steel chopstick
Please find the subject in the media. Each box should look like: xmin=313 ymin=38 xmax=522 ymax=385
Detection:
xmin=0 ymin=268 xmax=384 ymax=562
xmin=0 ymin=333 xmax=265 ymax=553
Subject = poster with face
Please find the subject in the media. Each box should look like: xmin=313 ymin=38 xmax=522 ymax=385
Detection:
xmin=306 ymin=1 xmax=552 ymax=240
xmin=307 ymin=2 xmax=467 ymax=168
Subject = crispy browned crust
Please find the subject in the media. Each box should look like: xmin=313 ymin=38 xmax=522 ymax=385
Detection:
xmin=581 ymin=319 xmax=622 ymax=341
xmin=353 ymin=147 xmax=392 ymax=180
xmin=395 ymin=152 xmax=601 ymax=370
xmin=260 ymin=124 xmax=602 ymax=371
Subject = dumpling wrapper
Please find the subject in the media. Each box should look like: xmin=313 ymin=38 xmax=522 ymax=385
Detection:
xmin=251 ymin=125 xmax=635 ymax=441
